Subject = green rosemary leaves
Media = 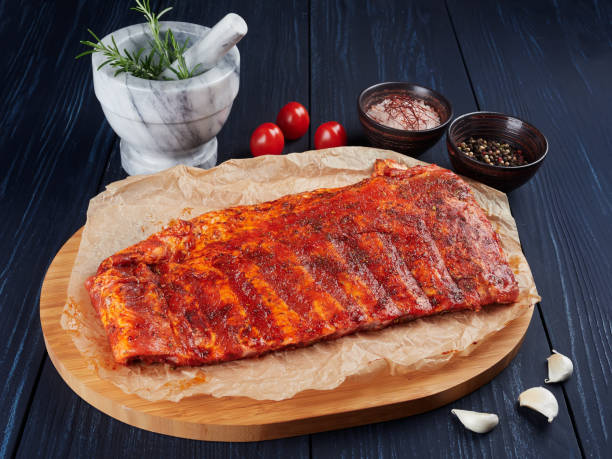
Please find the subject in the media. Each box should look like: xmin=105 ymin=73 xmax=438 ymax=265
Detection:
xmin=76 ymin=0 xmax=201 ymax=80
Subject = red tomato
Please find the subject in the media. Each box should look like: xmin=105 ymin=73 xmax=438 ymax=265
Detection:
xmin=314 ymin=121 xmax=347 ymax=149
xmin=276 ymin=102 xmax=310 ymax=140
xmin=250 ymin=123 xmax=284 ymax=156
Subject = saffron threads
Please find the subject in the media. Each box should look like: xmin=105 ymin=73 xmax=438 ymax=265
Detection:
xmin=366 ymin=95 xmax=441 ymax=131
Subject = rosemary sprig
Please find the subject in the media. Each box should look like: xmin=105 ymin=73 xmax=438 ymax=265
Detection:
xmin=76 ymin=29 xmax=163 ymax=79
xmin=76 ymin=0 xmax=201 ymax=80
xmin=131 ymin=0 xmax=173 ymax=70
xmin=166 ymin=28 xmax=202 ymax=79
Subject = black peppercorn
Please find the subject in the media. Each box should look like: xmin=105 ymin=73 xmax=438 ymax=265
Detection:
xmin=457 ymin=137 xmax=528 ymax=167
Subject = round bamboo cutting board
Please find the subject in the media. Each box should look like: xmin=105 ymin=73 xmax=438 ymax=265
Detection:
xmin=40 ymin=228 xmax=533 ymax=442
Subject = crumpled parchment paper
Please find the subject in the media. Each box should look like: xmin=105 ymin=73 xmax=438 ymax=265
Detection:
xmin=61 ymin=147 xmax=540 ymax=402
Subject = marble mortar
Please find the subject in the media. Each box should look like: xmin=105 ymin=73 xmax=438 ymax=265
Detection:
xmin=92 ymin=21 xmax=240 ymax=175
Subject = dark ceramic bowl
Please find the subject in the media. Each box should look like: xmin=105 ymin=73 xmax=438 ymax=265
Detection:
xmin=358 ymin=82 xmax=453 ymax=156
xmin=446 ymin=112 xmax=548 ymax=192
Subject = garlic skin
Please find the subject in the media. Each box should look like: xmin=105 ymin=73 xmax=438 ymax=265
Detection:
xmin=546 ymin=350 xmax=573 ymax=383
xmin=518 ymin=387 xmax=559 ymax=422
xmin=451 ymin=409 xmax=499 ymax=433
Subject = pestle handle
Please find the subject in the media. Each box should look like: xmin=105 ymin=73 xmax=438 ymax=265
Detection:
xmin=160 ymin=13 xmax=247 ymax=79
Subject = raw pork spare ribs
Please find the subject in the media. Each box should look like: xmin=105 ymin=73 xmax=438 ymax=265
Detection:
xmin=86 ymin=159 xmax=519 ymax=366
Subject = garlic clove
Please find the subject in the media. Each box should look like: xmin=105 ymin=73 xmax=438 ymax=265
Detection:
xmin=546 ymin=350 xmax=573 ymax=383
xmin=451 ymin=409 xmax=499 ymax=433
xmin=518 ymin=387 xmax=559 ymax=422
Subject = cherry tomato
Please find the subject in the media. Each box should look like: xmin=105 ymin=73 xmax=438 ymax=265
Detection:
xmin=250 ymin=123 xmax=284 ymax=156
xmin=276 ymin=102 xmax=310 ymax=140
xmin=314 ymin=121 xmax=347 ymax=149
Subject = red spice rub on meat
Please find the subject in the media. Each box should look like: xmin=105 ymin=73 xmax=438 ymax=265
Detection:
xmin=85 ymin=160 xmax=519 ymax=366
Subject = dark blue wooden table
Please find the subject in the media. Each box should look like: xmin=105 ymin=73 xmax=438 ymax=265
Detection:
xmin=1 ymin=0 xmax=610 ymax=457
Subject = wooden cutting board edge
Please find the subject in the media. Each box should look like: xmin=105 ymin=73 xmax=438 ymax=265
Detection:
xmin=40 ymin=227 xmax=533 ymax=442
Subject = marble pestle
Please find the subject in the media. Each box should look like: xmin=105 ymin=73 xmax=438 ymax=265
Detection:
xmin=159 ymin=13 xmax=247 ymax=79
xmin=92 ymin=21 xmax=241 ymax=175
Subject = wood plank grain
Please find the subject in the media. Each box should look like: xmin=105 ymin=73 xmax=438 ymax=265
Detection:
xmin=446 ymin=0 xmax=611 ymax=455
xmin=17 ymin=0 xmax=310 ymax=456
xmin=172 ymin=0 xmax=311 ymax=163
xmin=312 ymin=312 xmax=580 ymax=459
xmin=0 ymin=1 xmax=132 ymax=456
xmin=36 ymin=198 xmax=534 ymax=441
xmin=309 ymin=0 xmax=476 ymax=168
xmin=15 ymin=360 xmax=308 ymax=459
xmin=309 ymin=0 xmax=581 ymax=456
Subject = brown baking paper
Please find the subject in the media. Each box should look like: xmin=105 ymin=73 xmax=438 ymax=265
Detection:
xmin=61 ymin=147 xmax=540 ymax=402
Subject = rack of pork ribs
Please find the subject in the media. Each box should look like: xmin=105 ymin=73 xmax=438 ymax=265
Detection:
xmin=86 ymin=159 xmax=518 ymax=366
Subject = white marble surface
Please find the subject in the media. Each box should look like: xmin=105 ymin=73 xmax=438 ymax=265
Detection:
xmin=160 ymin=13 xmax=247 ymax=79
xmin=92 ymin=21 xmax=240 ymax=175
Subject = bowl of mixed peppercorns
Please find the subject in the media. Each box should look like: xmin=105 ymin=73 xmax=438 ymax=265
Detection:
xmin=446 ymin=111 xmax=548 ymax=192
